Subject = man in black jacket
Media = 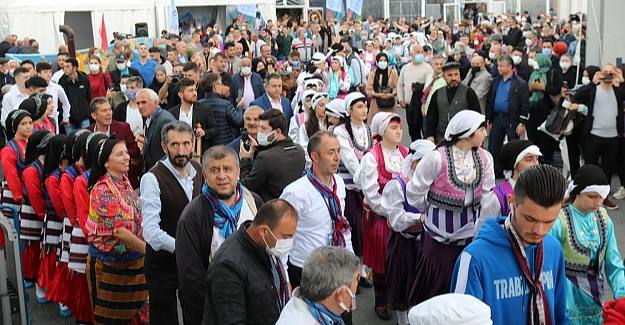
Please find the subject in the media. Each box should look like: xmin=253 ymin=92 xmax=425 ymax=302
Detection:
xmin=239 ymin=109 xmax=305 ymax=201
xmin=176 ymin=145 xmax=263 ymax=325
xmin=198 ymin=73 xmax=244 ymax=146
xmin=58 ymin=57 xmax=91 ymax=133
xmin=202 ymin=199 xmax=297 ymax=325
xmin=486 ymin=55 xmax=530 ymax=178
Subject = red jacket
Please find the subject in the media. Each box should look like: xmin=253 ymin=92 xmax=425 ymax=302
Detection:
xmin=604 ymin=297 xmax=625 ymax=324
xmin=73 ymin=174 xmax=89 ymax=235
xmin=87 ymin=71 xmax=112 ymax=99
xmin=22 ymin=163 xmax=45 ymax=220
xmin=60 ymin=164 xmax=83 ymax=224
xmin=87 ymin=120 xmax=142 ymax=188
xmin=0 ymin=139 xmax=27 ymax=203
xmin=44 ymin=171 xmax=65 ymax=218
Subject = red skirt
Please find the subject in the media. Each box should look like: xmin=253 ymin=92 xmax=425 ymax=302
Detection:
xmin=38 ymin=251 xmax=57 ymax=289
xmin=67 ymin=270 xmax=94 ymax=323
xmin=46 ymin=262 xmax=72 ymax=305
xmin=21 ymin=243 xmax=41 ymax=281
xmin=362 ymin=206 xmax=391 ymax=274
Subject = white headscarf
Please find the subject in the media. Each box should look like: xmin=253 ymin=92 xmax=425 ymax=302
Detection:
xmin=408 ymin=293 xmax=493 ymax=325
xmin=444 ymin=110 xmax=486 ymax=141
xmin=402 ymin=140 xmax=436 ymax=178
xmin=371 ymin=112 xmax=401 ymax=138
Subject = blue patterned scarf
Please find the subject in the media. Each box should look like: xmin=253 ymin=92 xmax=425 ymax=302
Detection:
xmin=202 ymin=183 xmax=244 ymax=239
xmin=305 ymin=300 xmax=345 ymax=325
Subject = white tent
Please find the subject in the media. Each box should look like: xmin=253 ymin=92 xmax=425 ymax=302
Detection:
xmin=0 ymin=0 xmax=156 ymax=53
xmin=154 ymin=0 xmax=277 ymax=34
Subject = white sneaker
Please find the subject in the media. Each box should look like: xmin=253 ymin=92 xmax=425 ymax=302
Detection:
xmin=613 ymin=187 xmax=625 ymax=200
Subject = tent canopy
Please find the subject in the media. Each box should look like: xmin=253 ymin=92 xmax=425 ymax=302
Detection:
xmin=0 ymin=0 xmax=277 ymax=53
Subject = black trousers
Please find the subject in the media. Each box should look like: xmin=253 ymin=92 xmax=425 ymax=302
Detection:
xmin=145 ymin=248 xmax=179 ymax=325
xmin=618 ymin=137 xmax=625 ymax=186
xmin=565 ymin=125 xmax=585 ymax=176
xmin=584 ymin=135 xmax=619 ymax=180
xmin=288 ymin=259 xmax=352 ymax=324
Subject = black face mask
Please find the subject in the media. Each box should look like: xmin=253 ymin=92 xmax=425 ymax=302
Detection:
xmin=471 ymin=66 xmax=481 ymax=74
xmin=258 ymin=69 xmax=267 ymax=78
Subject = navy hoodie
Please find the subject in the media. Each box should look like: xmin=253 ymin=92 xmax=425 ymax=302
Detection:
xmin=451 ymin=216 xmax=568 ymax=325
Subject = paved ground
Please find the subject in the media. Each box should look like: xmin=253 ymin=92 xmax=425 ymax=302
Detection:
xmin=9 ymin=108 xmax=625 ymax=324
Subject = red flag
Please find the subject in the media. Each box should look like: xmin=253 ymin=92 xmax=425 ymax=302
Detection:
xmin=99 ymin=14 xmax=108 ymax=50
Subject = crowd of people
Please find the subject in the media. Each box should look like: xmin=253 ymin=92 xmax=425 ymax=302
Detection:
xmin=0 ymin=7 xmax=625 ymax=325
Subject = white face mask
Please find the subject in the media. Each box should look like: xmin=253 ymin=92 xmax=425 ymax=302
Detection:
xmin=89 ymin=64 xmax=100 ymax=73
xmin=525 ymin=38 xmax=533 ymax=47
xmin=120 ymin=84 xmax=127 ymax=93
xmin=241 ymin=66 xmax=252 ymax=76
xmin=337 ymin=286 xmax=356 ymax=313
xmin=377 ymin=61 xmax=388 ymax=70
xmin=285 ymin=66 xmax=293 ymax=74
xmin=262 ymin=227 xmax=293 ymax=257
xmin=582 ymin=76 xmax=591 ymax=85
xmin=117 ymin=63 xmax=126 ymax=70
xmin=560 ymin=61 xmax=571 ymax=71
xmin=488 ymin=52 xmax=496 ymax=60
xmin=512 ymin=55 xmax=522 ymax=65
xmin=257 ymin=130 xmax=275 ymax=147
xmin=527 ymin=58 xmax=539 ymax=70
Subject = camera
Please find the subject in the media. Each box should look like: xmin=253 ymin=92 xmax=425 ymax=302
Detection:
xmin=171 ymin=74 xmax=183 ymax=85
xmin=240 ymin=128 xmax=251 ymax=151
xmin=113 ymin=32 xmax=134 ymax=40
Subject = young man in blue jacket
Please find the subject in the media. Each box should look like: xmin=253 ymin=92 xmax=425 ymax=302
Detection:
xmin=451 ymin=165 xmax=568 ymax=325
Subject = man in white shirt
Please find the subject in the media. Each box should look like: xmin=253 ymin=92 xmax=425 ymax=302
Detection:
xmin=51 ymin=53 xmax=69 ymax=84
xmin=36 ymin=61 xmax=70 ymax=130
xmin=280 ymin=131 xmax=353 ymax=288
xmin=1 ymin=66 xmax=31 ymax=128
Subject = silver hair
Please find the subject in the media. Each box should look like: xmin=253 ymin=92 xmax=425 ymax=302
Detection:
xmin=137 ymin=88 xmax=159 ymax=103
xmin=299 ymin=246 xmax=360 ymax=302
xmin=161 ymin=121 xmax=195 ymax=145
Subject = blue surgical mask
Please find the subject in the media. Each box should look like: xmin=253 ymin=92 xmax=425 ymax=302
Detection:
xmin=126 ymin=89 xmax=138 ymax=101
xmin=257 ymin=130 xmax=275 ymax=146
xmin=414 ymin=54 xmax=425 ymax=64
xmin=542 ymin=48 xmax=552 ymax=57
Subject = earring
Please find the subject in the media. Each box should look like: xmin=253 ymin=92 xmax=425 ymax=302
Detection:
xmin=105 ymin=163 xmax=109 ymax=168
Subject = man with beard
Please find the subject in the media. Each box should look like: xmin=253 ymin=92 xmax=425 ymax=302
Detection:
xmin=425 ymin=62 xmax=481 ymax=142
xmin=176 ymin=145 xmax=263 ymax=325
xmin=140 ymin=121 xmax=203 ymax=325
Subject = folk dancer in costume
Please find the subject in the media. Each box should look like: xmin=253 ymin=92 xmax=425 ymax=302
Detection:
xmin=299 ymin=93 xmax=331 ymax=168
xmin=333 ymin=92 xmax=373 ymax=287
xmin=0 ymin=110 xmax=32 ymax=248
xmin=451 ymin=165 xmax=568 ymax=325
xmin=549 ymin=164 xmax=625 ymax=324
xmin=46 ymin=130 xmax=91 ymax=317
xmin=39 ymin=134 xmax=69 ymax=315
xmin=288 ymin=89 xmax=316 ymax=144
xmin=477 ymin=140 xmax=542 ymax=230
xmin=85 ymin=138 xmax=148 ymax=324
xmin=382 ymin=139 xmax=435 ymax=325
xmin=70 ymin=132 xmax=108 ymax=324
xmin=21 ymin=130 xmax=53 ymax=302
xmin=355 ymin=112 xmax=408 ymax=320
xmin=19 ymin=93 xmax=57 ymax=133
xmin=406 ymin=110 xmax=496 ymax=305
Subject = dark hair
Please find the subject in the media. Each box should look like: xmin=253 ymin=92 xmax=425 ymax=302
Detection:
xmin=307 ymin=131 xmax=337 ymax=158
xmin=36 ymin=61 xmax=52 ymax=72
xmin=259 ymin=109 xmax=288 ymax=135
xmin=20 ymin=60 xmax=35 ymax=68
xmin=65 ymin=58 xmax=79 ymax=69
xmin=252 ymin=199 xmax=298 ymax=229
xmin=224 ymin=42 xmax=236 ymax=50
xmin=213 ymin=52 xmax=227 ymax=61
xmin=161 ymin=121 xmax=194 ymax=145
xmin=25 ymin=130 xmax=51 ymax=165
xmin=25 ymin=76 xmax=48 ymax=89
xmin=148 ymin=46 xmax=161 ymax=54
xmin=514 ymin=165 xmax=565 ymax=208
xmin=183 ymin=61 xmax=198 ymax=73
xmin=498 ymin=54 xmax=514 ymax=66
xmin=57 ymin=52 xmax=69 ymax=58
xmin=90 ymin=97 xmax=109 ymax=113
xmin=126 ymin=76 xmax=143 ymax=88
xmin=84 ymin=133 xmax=108 ymax=170
xmin=87 ymin=138 xmax=122 ymax=191
xmin=13 ymin=67 xmax=30 ymax=78
xmin=176 ymin=77 xmax=196 ymax=94
xmin=373 ymin=52 xmax=390 ymax=91
xmin=200 ymin=72 xmax=221 ymax=93
xmin=42 ymin=134 xmax=67 ymax=182
xmin=202 ymin=145 xmax=239 ymax=170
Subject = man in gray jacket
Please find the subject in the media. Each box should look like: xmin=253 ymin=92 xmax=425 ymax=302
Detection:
xmin=462 ymin=54 xmax=493 ymax=114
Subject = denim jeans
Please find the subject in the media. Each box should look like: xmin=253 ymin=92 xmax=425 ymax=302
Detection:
xmin=488 ymin=113 xmax=519 ymax=177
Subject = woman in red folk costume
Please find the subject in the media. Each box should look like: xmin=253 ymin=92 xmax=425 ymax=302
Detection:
xmin=21 ymin=129 xmax=53 ymax=302
xmin=47 ymin=130 xmax=90 ymax=317
xmin=38 ymin=134 xmax=68 ymax=314
xmin=0 ymin=110 xmax=33 ymax=249
xmin=69 ymin=132 xmax=108 ymax=324
xmin=355 ymin=112 xmax=408 ymax=320
xmin=19 ymin=93 xmax=57 ymax=133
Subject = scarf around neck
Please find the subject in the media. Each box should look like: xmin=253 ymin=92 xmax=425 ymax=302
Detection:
xmin=304 ymin=299 xmax=345 ymax=325
xmin=306 ymin=169 xmax=350 ymax=247
xmin=504 ymin=216 xmax=552 ymax=325
xmin=203 ymin=182 xmax=244 ymax=239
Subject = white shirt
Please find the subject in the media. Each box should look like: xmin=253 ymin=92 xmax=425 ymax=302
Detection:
xmin=280 ymin=175 xmax=352 ymax=268
xmin=1 ymin=85 xmax=29 ymax=127
xmin=51 ymin=70 xmax=64 ymax=84
xmin=275 ymin=288 xmax=318 ymax=325
xmin=382 ymin=178 xmax=424 ymax=232
xmin=210 ymin=199 xmax=255 ymax=260
xmin=270 ymin=96 xmax=283 ymax=112
xmin=242 ymin=76 xmax=255 ymax=109
xmin=46 ymin=82 xmax=71 ymax=124
xmin=355 ymin=146 xmax=405 ymax=216
xmin=178 ymin=104 xmax=193 ymax=127
xmin=126 ymin=103 xmax=143 ymax=136
xmin=334 ymin=123 xmax=370 ymax=177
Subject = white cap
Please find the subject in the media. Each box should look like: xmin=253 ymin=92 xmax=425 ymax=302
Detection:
xmin=408 ymin=293 xmax=493 ymax=325
xmin=343 ymin=92 xmax=366 ymax=116
xmin=311 ymin=92 xmax=329 ymax=110
xmin=298 ymin=89 xmax=317 ymax=112
xmin=325 ymin=99 xmax=346 ymax=118
xmin=371 ymin=112 xmax=401 ymax=137
xmin=332 ymin=55 xmax=345 ymax=67
xmin=444 ymin=110 xmax=486 ymax=141
xmin=311 ymin=52 xmax=327 ymax=64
